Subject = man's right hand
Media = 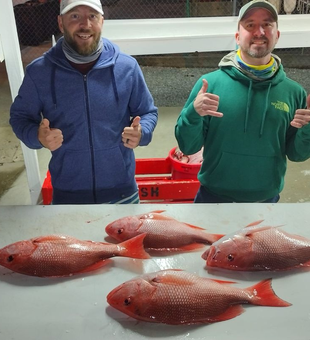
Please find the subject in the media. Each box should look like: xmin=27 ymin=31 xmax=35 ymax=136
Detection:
xmin=194 ymin=79 xmax=223 ymax=118
xmin=38 ymin=118 xmax=63 ymax=151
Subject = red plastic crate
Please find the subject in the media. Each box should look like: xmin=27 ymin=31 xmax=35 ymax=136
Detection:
xmin=41 ymin=153 xmax=200 ymax=205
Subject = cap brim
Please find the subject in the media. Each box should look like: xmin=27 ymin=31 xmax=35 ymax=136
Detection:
xmin=239 ymin=3 xmax=277 ymax=22
xmin=61 ymin=2 xmax=104 ymax=15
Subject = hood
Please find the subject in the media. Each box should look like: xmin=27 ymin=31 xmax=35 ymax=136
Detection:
xmin=44 ymin=37 xmax=120 ymax=70
xmin=43 ymin=37 xmax=120 ymax=106
xmin=218 ymin=51 xmax=286 ymax=136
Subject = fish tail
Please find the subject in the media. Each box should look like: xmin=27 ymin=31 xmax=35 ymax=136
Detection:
xmin=118 ymin=233 xmax=150 ymax=259
xmin=246 ymin=278 xmax=291 ymax=307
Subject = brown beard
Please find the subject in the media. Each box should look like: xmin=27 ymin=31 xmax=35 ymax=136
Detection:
xmin=63 ymin=28 xmax=101 ymax=56
xmin=243 ymin=41 xmax=275 ymax=59
xmin=246 ymin=48 xmax=272 ymax=59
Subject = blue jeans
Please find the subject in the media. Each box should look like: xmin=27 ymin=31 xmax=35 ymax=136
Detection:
xmin=194 ymin=186 xmax=280 ymax=203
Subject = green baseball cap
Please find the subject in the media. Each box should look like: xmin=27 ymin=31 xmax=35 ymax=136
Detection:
xmin=238 ymin=0 xmax=278 ymax=22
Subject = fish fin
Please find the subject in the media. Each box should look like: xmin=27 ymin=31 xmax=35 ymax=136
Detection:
xmin=139 ymin=210 xmax=166 ymax=219
xmin=140 ymin=213 xmax=176 ymax=221
xmin=209 ymin=279 xmax=236 ymax=284
xmin=150 ymin=270 xmax=196 ymax=286
xmin=246 ymin=278 xmax=291 ymax=307
xmin=75 ymin=259 xmax=112 ymax=275
xmin=150 ymin=210 xmax=166 ymax=214
xmin=176 ymin=243 xmax=207 ymax=251
xmin=245 ymin=220 xmax=264 ymax=227
xmin=302 ymin=259 xmax=310 ymax=267
xmin=140 ymin=212 xmax=206 ymax=230
xmin=118 ymin=233 xmax=150 ymax=259
xmin=244 ymin=226 xmax=275 ymax=237
xmin=31 ymin=234 xmax=68 ymax=242
xmin=206 ymin=233 xmax=225 ymax=244
xmin=207 ymin=305 xmax=245 ymax=322
xmin=184 ymin=223 xmax=206 ymax=231
xmin=148 ymin=243 xmax=208 ymax=253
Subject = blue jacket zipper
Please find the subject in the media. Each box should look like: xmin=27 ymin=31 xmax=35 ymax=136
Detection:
xmin=83 ymin=74 xmax=97 ymax=203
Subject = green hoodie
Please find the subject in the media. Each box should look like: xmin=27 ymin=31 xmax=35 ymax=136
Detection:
xmin=175 ymin=51 xmax=309 ymax=202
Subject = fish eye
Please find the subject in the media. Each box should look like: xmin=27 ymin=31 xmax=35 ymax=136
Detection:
xmin=117 ymin=228 xmax=124 ymax=235
xmin=7 ymin=255 xmax=14 ymax=262
xmin=124 ymin=297 xmax=131 ymax=306
xmin=227 ymin=254 xmax=234 ymax=262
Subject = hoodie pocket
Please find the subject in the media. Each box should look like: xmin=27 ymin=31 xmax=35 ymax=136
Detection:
xmin=50 ymin=149 xmax=92 ymax=191
xmin=207 ymin=151 xmax=280 ymax=192
xmin=93 ymin=145 xmax=131 ymax=189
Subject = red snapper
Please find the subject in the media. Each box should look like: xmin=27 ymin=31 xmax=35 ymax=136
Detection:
xmin=203 ymin=220 xmax=310 ymax=271
xmin=0 ymin=233 xmax=149 ymax=277
xmin=107 ymin=269 xmax=291 ymax=325
xmin=105 ymin=210 xmax=224 ymax=252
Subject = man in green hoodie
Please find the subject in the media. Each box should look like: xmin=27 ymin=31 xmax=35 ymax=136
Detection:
xmin=175 ymin=0 xmax=310 ymax=203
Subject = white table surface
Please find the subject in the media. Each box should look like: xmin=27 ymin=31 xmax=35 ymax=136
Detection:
xmin=0 ymin=203 xmax=309 ymax=340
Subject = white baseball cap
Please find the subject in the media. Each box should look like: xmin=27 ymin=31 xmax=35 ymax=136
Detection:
xmin=60 ymin=0 xmax=104 ymax=15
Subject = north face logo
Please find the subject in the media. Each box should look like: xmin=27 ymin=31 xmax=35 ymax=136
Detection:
xmin=271 ymin=101 xmax=290 ymax=113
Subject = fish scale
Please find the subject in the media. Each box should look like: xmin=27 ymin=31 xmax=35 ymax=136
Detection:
xmin=204 ymin=221 xmax=310 ymax=271
xmin=0 ymin=233 xmax=149 ymax=277
xmin=107 ymin=269 xmax=290 ymax=325
xmin=105 ymin=211 xmax=224 ymax=251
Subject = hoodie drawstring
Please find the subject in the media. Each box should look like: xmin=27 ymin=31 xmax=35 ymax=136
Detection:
xmin=244 ymin=81 xmax=271 ymax=137
xmin=110 ymin=67 xmax=119 ymax=103
xmin=244 ymin=80 xmax=253 ymax=133
xmin=51 ymin=64 xmax=57 ymax=109
xmin=259 ymin=83 xmax=271 ymax=137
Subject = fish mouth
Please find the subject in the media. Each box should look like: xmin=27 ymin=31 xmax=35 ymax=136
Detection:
xmin=205 ymin=246 xmax=216 ymax=267
xmin=107 ymin=285 xmax=123 ymax=305
xmin=201 ymin=248 xmax=210 ymax=260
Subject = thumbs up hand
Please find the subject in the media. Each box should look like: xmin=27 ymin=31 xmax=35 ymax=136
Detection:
xmin=194 ymin=79 xmax=223 ymax=118
xmin=290 ymin=94 xmax=310 ymax=128
xmin=38 ymin=118 xmax=63 ymax=151
xmin=122 ymin=116 xmax=142 ymax=149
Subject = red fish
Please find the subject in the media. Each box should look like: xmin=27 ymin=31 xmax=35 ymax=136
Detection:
xmin=0 ymin=233 xmax=149 ymax=277
xmin=105 ymin=211 xmax=224 ymax=252
xmin=203 ymin=220 xmax=310 ymax=271
xmin=107 ymin=269 xmax=291 ymax=325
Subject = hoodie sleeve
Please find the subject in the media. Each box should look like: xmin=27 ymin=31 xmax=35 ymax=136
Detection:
xmin=286 ymin=93 xmax=310 ymax=162
xmin=10 ymin=69 xmax=44 ymax=150
xmin=175 ymin=76 xmax=208 ymax=155
xmin=129 ymin=62 xmax=158 ymax=146
xmin=286 ymin=124 xmax=310 ymax=161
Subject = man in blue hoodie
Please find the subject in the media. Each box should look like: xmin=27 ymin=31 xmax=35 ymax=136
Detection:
xmin=10 ymin=0 xmax=158 ymax=204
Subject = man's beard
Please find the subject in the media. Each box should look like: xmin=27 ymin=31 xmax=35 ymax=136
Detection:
xmin=243 ymin=39 xmax=274 ymax=59
xmin=63 ymin=28 xmax=100 ymax=56
xmin=245 ymin=48 xmax=272 ymax=59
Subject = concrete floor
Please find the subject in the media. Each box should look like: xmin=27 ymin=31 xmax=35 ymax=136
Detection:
xmin=1 ymin=60 xmax=310 ymax=205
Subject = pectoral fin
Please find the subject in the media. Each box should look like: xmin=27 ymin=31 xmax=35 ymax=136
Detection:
xmin=206 ymin=305 xmax=245 ymax=323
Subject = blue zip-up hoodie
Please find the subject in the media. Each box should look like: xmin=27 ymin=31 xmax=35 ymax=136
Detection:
xmin=10 ymin=37 xmax=158 ymax=204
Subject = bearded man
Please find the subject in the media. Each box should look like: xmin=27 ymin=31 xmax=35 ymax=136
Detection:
xmin=10 ymin=0 xmax=158 ymax=204
xmin=175 ymin=0 xmax=310 ymax=203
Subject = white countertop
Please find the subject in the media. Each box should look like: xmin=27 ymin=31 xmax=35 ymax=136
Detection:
xmin=1 ymin=203 xmax=309 ymax=339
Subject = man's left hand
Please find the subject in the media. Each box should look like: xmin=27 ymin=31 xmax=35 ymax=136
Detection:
xmin=122 ymin=116 xmax=142 ymax=148
xmin=291 ymin=94 xmax=310 ymax=128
